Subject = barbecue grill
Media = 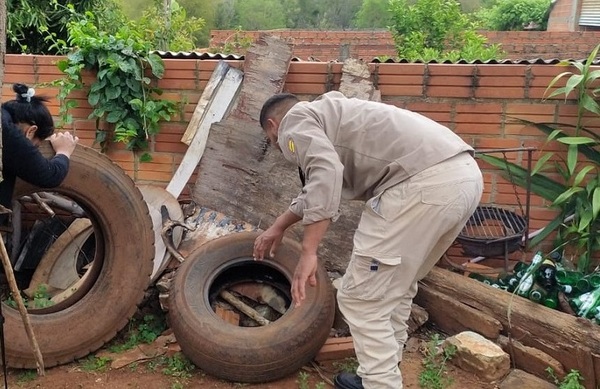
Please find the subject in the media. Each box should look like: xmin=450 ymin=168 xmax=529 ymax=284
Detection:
xmin=456 ymin=205 xmax=527 ymax=258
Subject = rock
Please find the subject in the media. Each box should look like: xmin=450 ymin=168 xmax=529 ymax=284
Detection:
xmin=499 ymin=369 xmax=558 ymax=389
xmin=497 ymin=335 xmax=565 ymax=380
xmin=443 ymin=331 xmax=510 ymax=382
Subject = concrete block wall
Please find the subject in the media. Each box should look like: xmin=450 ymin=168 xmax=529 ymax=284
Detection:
xmin=3 ymin=53 xmax=596 ymax=254
xmin=209 ymin=29 xmax=600 ymax=60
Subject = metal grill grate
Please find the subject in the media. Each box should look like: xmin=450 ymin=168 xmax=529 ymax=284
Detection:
xmin=457 ymin=206 xmax=527 ymax=257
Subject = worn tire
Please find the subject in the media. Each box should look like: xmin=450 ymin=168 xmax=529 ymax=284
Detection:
xmin=168 ymin=231 xmax=335 ymax=383
xmin=5 ymin=142 xmax=154 ymax=368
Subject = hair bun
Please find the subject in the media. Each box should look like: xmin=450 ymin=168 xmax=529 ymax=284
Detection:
xmin=13 ymin=83 xmax=35 ymax=102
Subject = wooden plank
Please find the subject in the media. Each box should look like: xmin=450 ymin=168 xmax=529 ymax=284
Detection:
xmin=166 ymin=67 xmax=243 ymax=198
xmin=191 ymin=34 xmax=364 ymax=274
xmin=421 ymin=266 xmax=600 ymax=387
xmin=180 ymin=60 xmax=230 ymax=146
xmin=414 ymin=284 xmax=503 ymax=339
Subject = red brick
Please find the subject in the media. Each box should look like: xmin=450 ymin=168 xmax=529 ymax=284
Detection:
xmin=379 ymin=85 xmax=422 ymax=97
xmin=427 ymin=86 xmax=472 ymax=98
xmin=315 ymin=337 xmax=355 ymax=361
xmin=475 ymin=87 xmax=525 ymax=99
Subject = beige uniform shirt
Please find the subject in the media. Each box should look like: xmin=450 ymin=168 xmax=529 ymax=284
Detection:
xmin=278 ymin=91 xmax=474 ymax=225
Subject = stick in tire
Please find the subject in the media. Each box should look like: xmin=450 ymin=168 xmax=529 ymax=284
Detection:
xmin=168 ymin=231 xmax=335 ymax=383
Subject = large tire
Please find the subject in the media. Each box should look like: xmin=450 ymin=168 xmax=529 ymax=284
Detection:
xmin=5 ymin=142 xmax=154 ymax=368
xmin=168 ymin=231 xmax=335 ymax=383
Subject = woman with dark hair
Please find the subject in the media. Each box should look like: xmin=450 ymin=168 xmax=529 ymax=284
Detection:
xmin=0 ymin=83 xmax=79 ymax=211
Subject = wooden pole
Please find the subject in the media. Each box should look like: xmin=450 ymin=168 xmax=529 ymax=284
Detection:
xmin=0 ymin=236 xmax=45 ymax=375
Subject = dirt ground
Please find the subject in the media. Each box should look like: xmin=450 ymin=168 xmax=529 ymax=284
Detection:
xmin=2 ymin=328 xmax=498 ymax=389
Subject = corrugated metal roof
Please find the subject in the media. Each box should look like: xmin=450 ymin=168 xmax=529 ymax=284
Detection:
xmin=580 ymin=0 xmax=600 ymax=26
xmin=155 ymin=51 xmax=591 ymax=64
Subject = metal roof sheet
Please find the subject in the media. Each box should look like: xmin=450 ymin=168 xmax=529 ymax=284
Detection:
xmin=155 ymin=51 xmax=592 ymax=65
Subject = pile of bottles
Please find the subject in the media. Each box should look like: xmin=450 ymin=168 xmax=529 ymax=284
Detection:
xmin=468 ymin=251 xmax=600 ymax=324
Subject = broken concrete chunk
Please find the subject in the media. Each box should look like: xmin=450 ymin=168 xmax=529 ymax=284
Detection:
xmin=443 ymin=331 xmax=510 ymax=382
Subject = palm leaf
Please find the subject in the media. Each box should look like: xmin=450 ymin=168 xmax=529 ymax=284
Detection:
xmin=477 ymin=154 xmax=566 ymax=201
xmin=510 ymin=119 xmax=600 ymax=164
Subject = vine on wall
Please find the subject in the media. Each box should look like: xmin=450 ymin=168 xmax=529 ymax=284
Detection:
xmin=51 ymin=10 xmax=180 ymax=156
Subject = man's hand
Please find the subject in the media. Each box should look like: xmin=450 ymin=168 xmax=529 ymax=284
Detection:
xmin=50 ymin=131 xmax=79 ymax=158
xmin=253 ymin=226 xmax=284 ymax=260
xmin=292 ymin=253 xmax=318 ymax=307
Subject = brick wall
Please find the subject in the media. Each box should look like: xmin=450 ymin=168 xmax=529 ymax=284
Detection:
xmin=209 ymin=29 xmax=600 ymax=60
xmin=3 ymin=53 xmax=595 ymax=253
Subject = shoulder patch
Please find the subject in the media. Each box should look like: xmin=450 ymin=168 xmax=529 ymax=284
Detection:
xmin=288 ymin=139 xmax=296 ymax=154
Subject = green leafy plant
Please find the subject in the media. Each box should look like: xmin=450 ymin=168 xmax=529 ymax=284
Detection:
xmin=419 ymin=334 xmax=456 ymax=389
xmin=332 ymin=357 xmax=359 ymax=373
xmin=479 ymin=44 xmax=600 ymax=273
xmin=388 ymin=0 xmax=504 ymax=62
xmin=31 ymin=283 xmax=54 ymax=309
xmin=296 ymin=371 xmax=325 ymax=389
xmin=79 ymin=355 xmax=112 ymax=372
xmin=547 ymin=367 xmax=586 ymax=389
xmin=108 ymin=314 xmax=167 ymax=353
xmin=474 ymin=0 xmax=552 ymax=31
xmin=51 ymin=9 xmax=179 ymax=153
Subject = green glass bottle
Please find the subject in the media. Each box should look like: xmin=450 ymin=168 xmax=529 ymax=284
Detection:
xmin=556 ymin=270 xmax=591 ymax=293
xmin=497 ymin=271 xmax=520 ymax=292
xmin=569 ymin=286 xmax=600 ymax=318
xmin=528 ymin=283 xmax=548 ymax=303
xmin=514 ymin=251 xmax=544 ymax=297
xmin=468 ymin=273 xmax=494 ymax=285
xmin=536 ymin=258 xmax=557 ymax=289
xmin=543 ymin=289 xmax=559 ymax=309
xmin=584 ymin=272 xmax=600 ymax=288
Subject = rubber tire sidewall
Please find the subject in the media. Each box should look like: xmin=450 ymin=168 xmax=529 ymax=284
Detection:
xmin=4 ymin=143 xmax=154 ymax=368
xmin=168 ymin=231 xmax=335 ymax=383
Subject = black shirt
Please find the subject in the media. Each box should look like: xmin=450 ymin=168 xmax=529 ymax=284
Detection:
xmin=0 ymin=107 xmax=69 ymax=209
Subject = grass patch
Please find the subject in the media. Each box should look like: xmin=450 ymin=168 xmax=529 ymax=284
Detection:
xmin=147 ymin=352 xmax=195 ymax=379
xmin=332 ymin=357 xmax=359 ymax=374
xmin=16 ymin=369 xmax=37 ymax=384
xmin=107 ymin=313 xmax=167 ymax=353
xmin=296 ymin=371 xmax=325 ymax=389
xmin=79 ymin=355 xmax=112 ymax=372
xmin=418 ymin=334 xmax=456 ymax=389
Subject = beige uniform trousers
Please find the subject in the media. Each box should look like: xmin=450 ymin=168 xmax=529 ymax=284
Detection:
xmin=337 ymin=152 xmax=483 ymax=389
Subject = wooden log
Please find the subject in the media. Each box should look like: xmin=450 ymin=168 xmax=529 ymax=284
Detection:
xmin=414 ymin=284 xmax=502 ymax=339
xmin=420 ymin=266 xmax=600 ymax=388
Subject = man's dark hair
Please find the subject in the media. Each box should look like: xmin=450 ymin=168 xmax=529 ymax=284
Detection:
xmin=3 ymin=83 xmax=55 ymax=139
xmin=259 ymin=93 xmax=299 ymax=128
